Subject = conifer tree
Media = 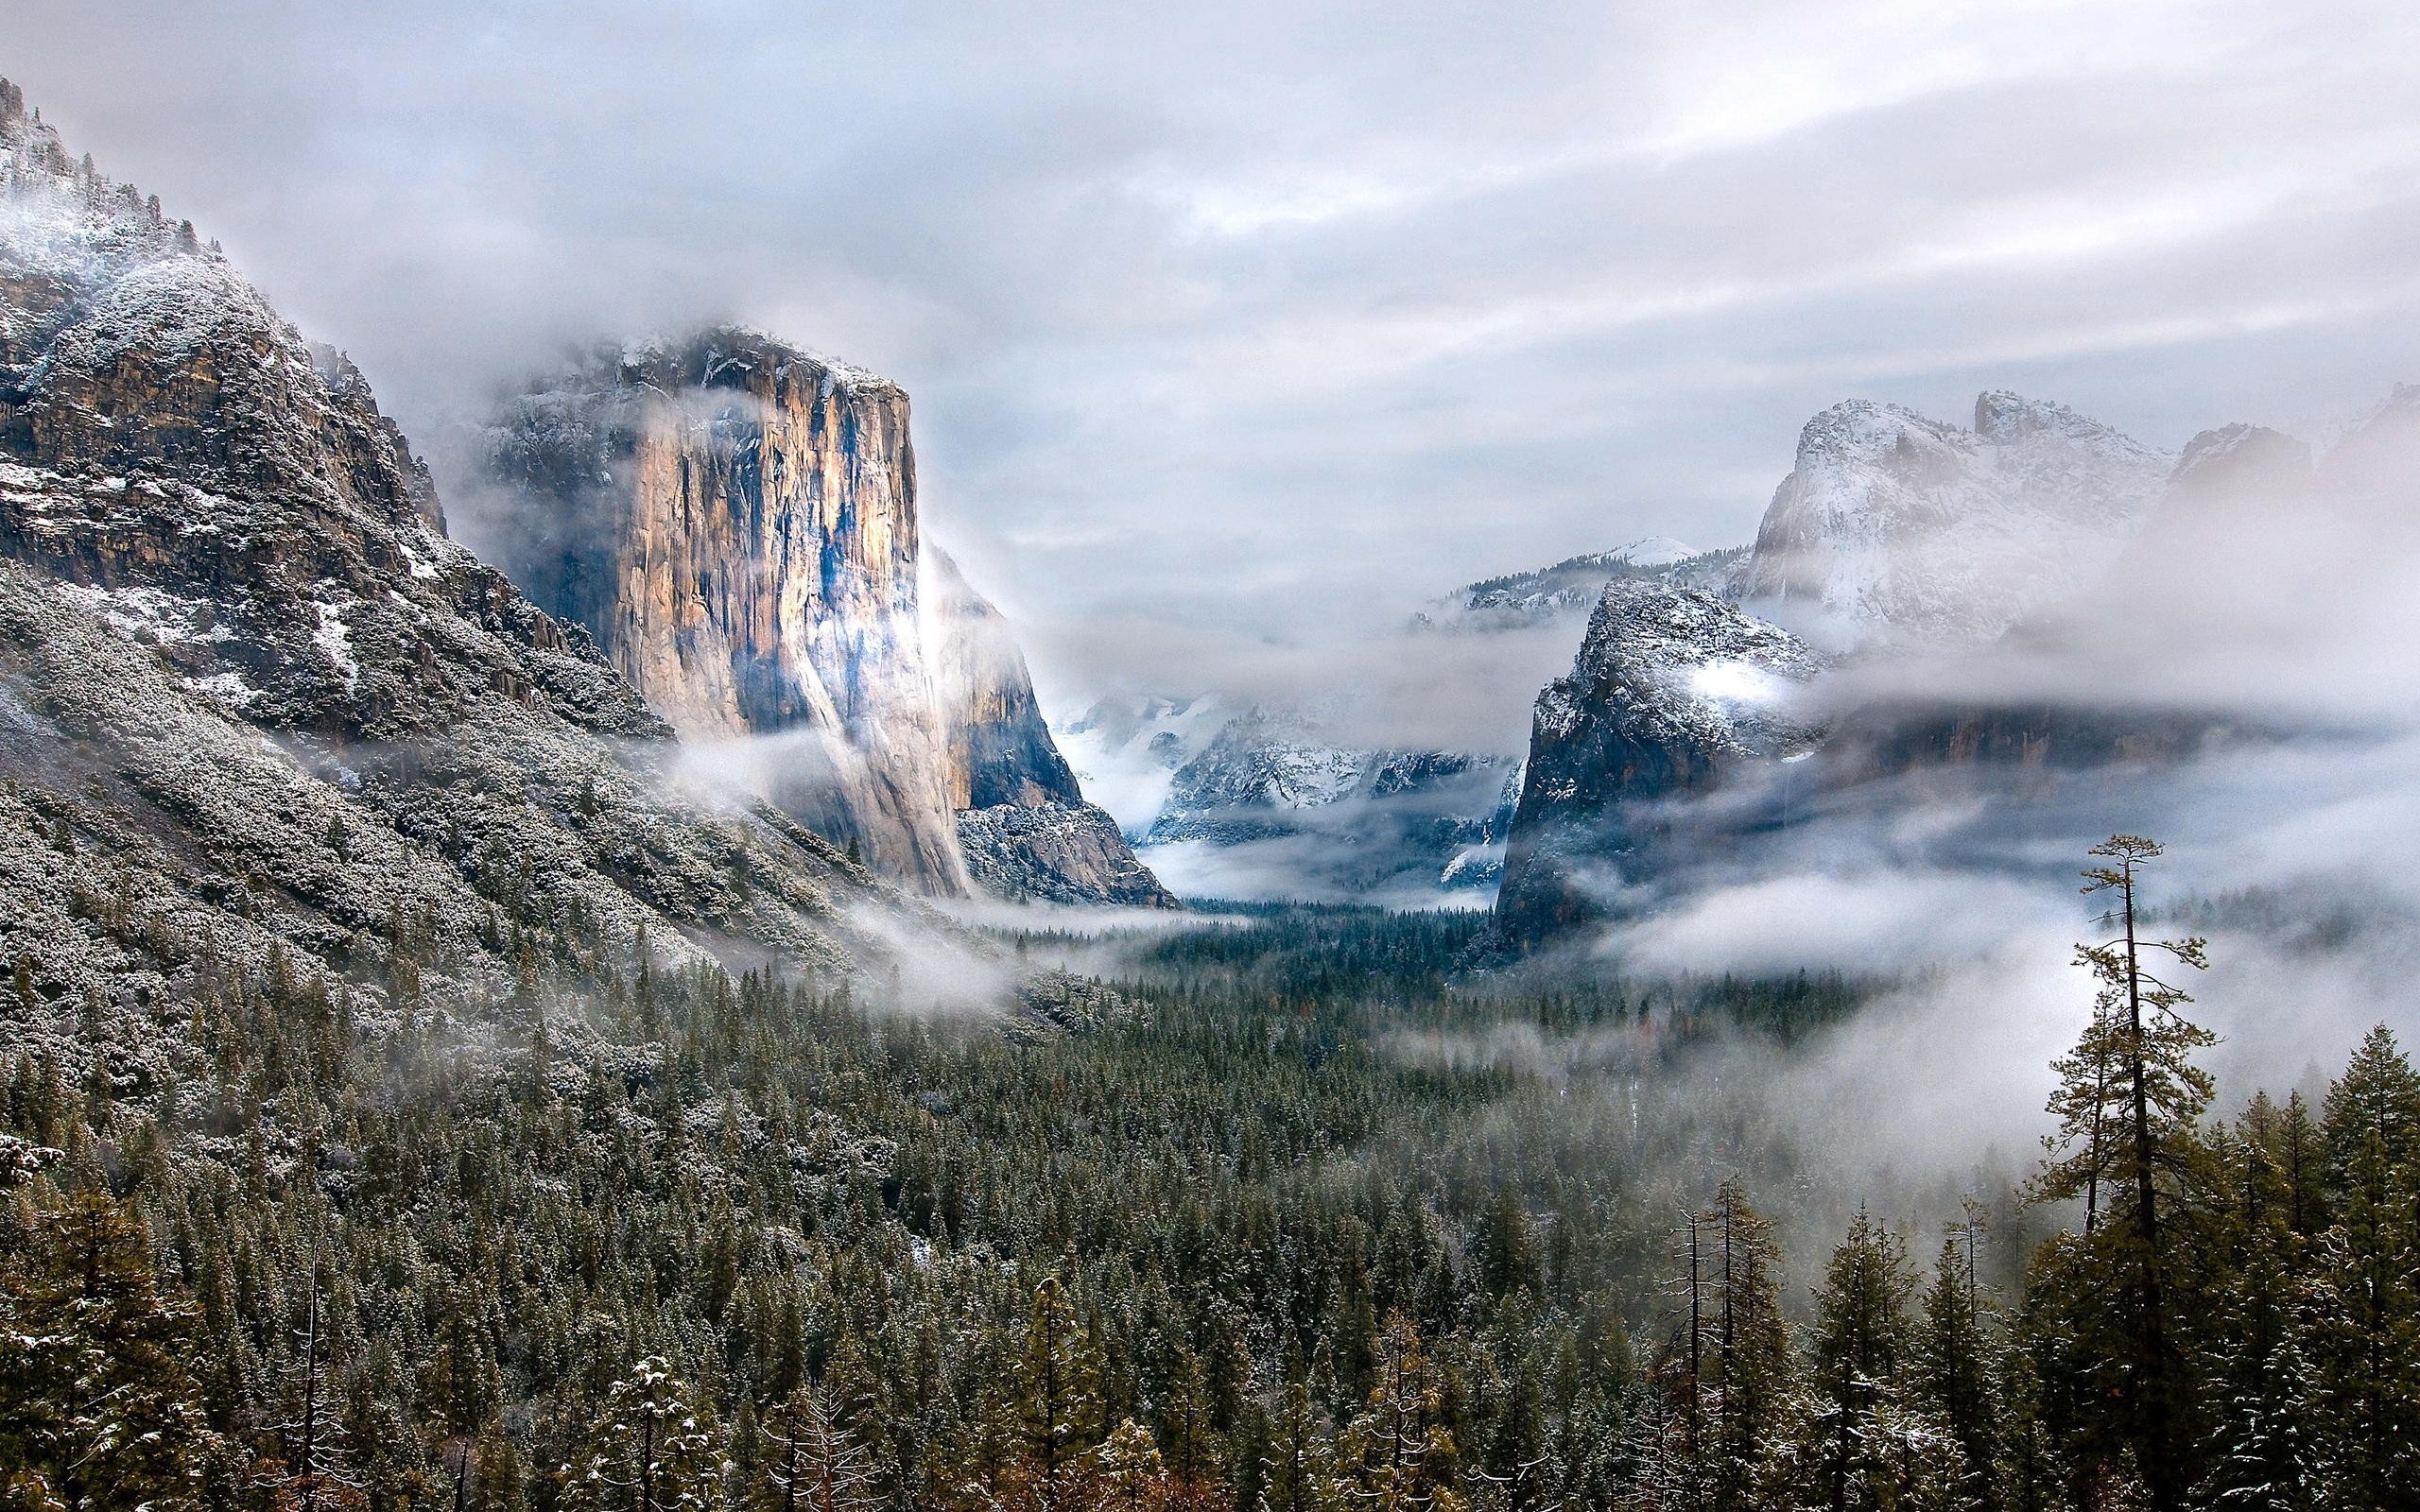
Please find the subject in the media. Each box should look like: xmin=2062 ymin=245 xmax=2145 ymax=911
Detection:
xmin=2194 ymin=1213 xmax=2322 ymax=1512
xmin=2029 ymin=836 xmax=2214 ymax=1512
xmin=1912 ymin=1220 xmax=2005 ymax=1510
xmin=264 ymin=1259 xmax=363 ymax=1512
xmin=0 ymin=1182 xmax=226 ymax=1512
xmin=2309 ymin=1027 xmax=2420 ymax=1509
xmin=761 ymin=1383 xmax=879 ymax=1512
xmin=1097 ymin=1418 xmax=1176 ymax=1512
xmin=1335 ymin=1314 xmax=1459 ymax=1512
xmin=560 ymin=1356 xmax=726 ymax=1512
xmin=1800 ymin=1208 xmax=1919 ymax=1512
xmin=1014 ymin=1276 xmax=1108 ymax=1512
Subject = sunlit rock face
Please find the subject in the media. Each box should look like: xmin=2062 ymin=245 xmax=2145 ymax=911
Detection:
xmin=1495 ymin=580 xmax=1825 ymax=945
xmin=480 ymin=329 xmax=974 ymax=893
xmin=0 ymin=81 xmax=896 ymax=1024
xmin=480 ymin=333 xmax=1168 ymax=905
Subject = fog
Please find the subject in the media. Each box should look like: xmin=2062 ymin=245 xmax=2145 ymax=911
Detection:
xmin=9 ymin=2 xmax=2420 ymax=709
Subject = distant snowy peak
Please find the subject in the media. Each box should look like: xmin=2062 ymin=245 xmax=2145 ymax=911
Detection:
xmin=1055 ymin=692 xmax=1236 ymax=834
xmin=1425 ymin=538 xmax=1747 ymax=632
xmin=1737 ymin=391 xmax=2170 ymax=651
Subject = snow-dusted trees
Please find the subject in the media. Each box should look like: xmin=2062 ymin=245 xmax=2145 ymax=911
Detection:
xmin=761 ymin=1383 xmax=879 ymax=1512
xmin=1334 ymin=1314 xmax=1460 ymax=1512
xmin=2308 ymin=1027 xmax=2420 ymax=1508
xmin=559 ymin=1356 xmax=726 ymax=1512
xmin=0 ymin=1181 xmax=228 ymax=1512
xmin=1797 ymin=1209 xmax=1931 ymax=1512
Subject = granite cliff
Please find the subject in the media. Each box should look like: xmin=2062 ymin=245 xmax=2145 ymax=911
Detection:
xmin=479 ymin=333 xmax=1169 ymax=906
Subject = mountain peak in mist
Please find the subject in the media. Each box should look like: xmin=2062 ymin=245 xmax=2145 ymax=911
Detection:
xmin=1736 ymin=389 xmax=2170 ymax=652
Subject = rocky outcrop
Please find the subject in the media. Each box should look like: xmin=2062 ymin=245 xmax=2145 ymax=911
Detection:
xmin=1735 ymin=392 xmax=2169 ymax=651
xmin=1495 ymin=580 xmax=1826 ymax=944
xmin=479 ymin=332 xmax=1167 ymax=907
xmin=957 ymin=801 xmax=1177 ymax=907
xmin=0 ymin=85 xmax=908 ymax=1038
xmin=922 ymin=547 xmax=1174 ymax=906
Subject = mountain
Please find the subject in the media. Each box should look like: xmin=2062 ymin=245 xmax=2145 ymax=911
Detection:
xmin=1734 ymin=391 xmax=2170 ymax=650
xmin=1495 ymin=581 xmax=1825 ymax=943
xmin=476 ymin=332 xmax=1170 ymax=907
xmin=1142 ymin=708 xmax=1518 ymax=901
xmin=1417 ymin=537 xmax=1745 ymax=632
xmin=0 ymin=84 xmax=925 ymax=1039
xmin=1495 ymin=390 xmax=2181 ymax=943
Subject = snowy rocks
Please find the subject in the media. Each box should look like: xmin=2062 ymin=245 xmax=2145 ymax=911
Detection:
xmin=956 ymin=802 xmax=1179 ymax=908
xmin=1735 ymin=392 xmax=2170 ymax=651
xmin=0 ymin=91 xmax=910 ymax=1057
xmin=1495 ymin=580 xmax=1826 ymax=944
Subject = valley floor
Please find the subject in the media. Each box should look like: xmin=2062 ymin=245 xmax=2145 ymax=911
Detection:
xmin=4 ymin=900 xmax=2413 ymax=1511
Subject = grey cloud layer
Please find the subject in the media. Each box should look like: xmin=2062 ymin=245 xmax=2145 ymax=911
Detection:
xmin=8 ymin=0 xmax=2420 ymax=713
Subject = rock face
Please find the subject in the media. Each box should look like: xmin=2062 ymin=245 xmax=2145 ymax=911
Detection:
xmin=957 ymin=801 xmax=1176 ymax=907
xmin=1495 ymin=580 xmax=1825 ymax=942
xmin=1735 ymin=392 xmax=2169 ymax=650
xmin=480 ymin=330 xmax=971 ymax=892
xmin=479 ymin=333 xmax=1167 ymax=906
xmin=924 ymin=545 xmax=1082 ymax=810
xmin=0 ymin=84 xmax=907 ymax=1037
xmin=921 ymin=548 xmax=1175 ymax=906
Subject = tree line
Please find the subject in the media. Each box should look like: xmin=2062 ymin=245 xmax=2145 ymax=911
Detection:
xmin=2 ymin=838 xmax=2413 ymax=1510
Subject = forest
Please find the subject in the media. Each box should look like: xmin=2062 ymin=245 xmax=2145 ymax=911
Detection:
xmin=3 ymin=837 xmax=2413 ymax=1512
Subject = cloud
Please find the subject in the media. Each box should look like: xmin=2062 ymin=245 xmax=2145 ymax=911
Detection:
xmin=1609 ymin=869 xmax=2068 ymax=977
xmin=9 ymin=1 xmax=2420 ymax=730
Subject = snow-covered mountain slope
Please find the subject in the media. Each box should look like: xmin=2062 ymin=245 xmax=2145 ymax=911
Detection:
xmin=1418 ymin=538 xmax=1747 ymax=632
xmin=1495 ymin=579 xmax=1826 ymax=942
xmin=0 ymin=83 xmax=929 ymax=1040
xmin=1057 ymin=693 xmax=1237 ymax=835
xmin=1735 ymin=391 xmax=2169 ymax=651
xmin=476 ymin=330 xmax=1167 ymax=907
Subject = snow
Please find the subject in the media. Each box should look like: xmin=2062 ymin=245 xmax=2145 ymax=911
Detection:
xmin=313 ymin=598 xmax=359 ymax=690
xmin=1735 ymin=391 xmax=2171 ymax=651
xmin=53 ymin=581 xmax=222 ymax=645
xmin=1686 ymin=659 xmax=1788 ymax=706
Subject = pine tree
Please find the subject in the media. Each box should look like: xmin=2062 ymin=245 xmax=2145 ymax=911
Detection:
xmin=263 ymin=1259 xmax=364 ymax=1512
xmin=2028 ymin=836 xmax=2214 ymax=1512
xmin=1912 ymin=1218 xmax=2005 ymax=1510
xmin=761 ymin=1383 xmax=879 ymax=1512
xmin=559 ymin=1356 xmax=726 ymax=1512
xmin=1643 ymin=1180 xmax=1794 ymax=1511
xmin=2308 ymin=1030 xmax=2420 ymax=1509
xmin=1800 ymin=1209 xmax=1918 ymax=1512
xmin=0 ymin=1181 xmax=226 ymax=1512
xmin=1335 ymin=1314 xmax=1459 ymax=1512
xmin=1096 ymin=1419 xmax=1175 ymax=1512
xmin=1014 ymin=1276 xmax=1108 ymax=1512
xmin=1259 ymin=1350 xmax=1340 ymax=1512
xmin=2194 ymin=1215 xmax=2322 ymax=1512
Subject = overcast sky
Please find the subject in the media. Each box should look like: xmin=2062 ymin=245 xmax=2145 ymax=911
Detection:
xmin=9 ymin=0 xmax=2420 ymax=708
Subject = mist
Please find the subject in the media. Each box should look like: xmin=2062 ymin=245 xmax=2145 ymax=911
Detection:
xmin=9 ymin=1 xmax=2420 ymax=711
